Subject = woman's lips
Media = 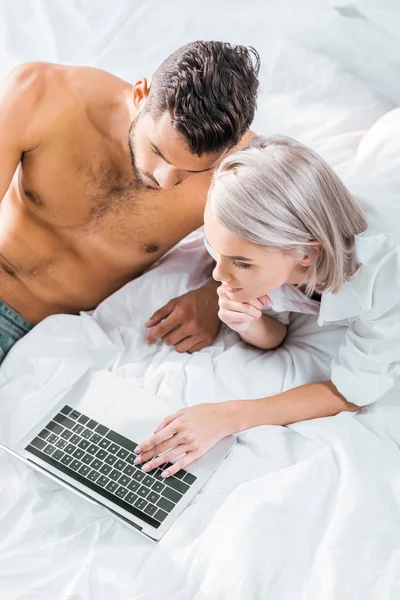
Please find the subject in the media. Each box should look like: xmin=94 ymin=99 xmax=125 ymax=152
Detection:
xmin=223 ymin=284 xmax=243 ymax=293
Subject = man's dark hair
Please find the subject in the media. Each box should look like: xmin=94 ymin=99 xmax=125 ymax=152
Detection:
xmin=147 ymin=41 xmax=260 ymax=156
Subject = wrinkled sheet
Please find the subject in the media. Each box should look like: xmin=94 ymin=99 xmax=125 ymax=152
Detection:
xmin=1 ymin=1 xmax=400 ymax=598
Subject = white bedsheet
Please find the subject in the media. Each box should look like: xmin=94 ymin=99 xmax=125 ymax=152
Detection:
xmin=1 ymin=1 xmax=400 ymax=598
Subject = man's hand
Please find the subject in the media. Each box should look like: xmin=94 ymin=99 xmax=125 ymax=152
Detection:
xmin=144 ymin=280 xmax=221 ymax=353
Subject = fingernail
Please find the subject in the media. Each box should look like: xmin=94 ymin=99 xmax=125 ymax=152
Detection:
xmin=144 ymin=321 xmax=151 ymax=327
xmin=134 ymin=456 xmax=142 ymax=465
xmin=134 ymin=446 xmax=141 ymax=454
xmin=142 ymin=464 xmax=150 ymax=472
xmin=161 ymin=470 xmax=170 ymax=478
xmin=145 ymin=338 xmax=151 ymax=344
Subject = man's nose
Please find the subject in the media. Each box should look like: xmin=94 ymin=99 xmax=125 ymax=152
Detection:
xmin=153 ymin=164 xmax=181 ymax=190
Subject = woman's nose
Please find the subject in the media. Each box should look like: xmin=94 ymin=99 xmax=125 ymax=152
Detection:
xmin=213 ymin=261 xmax=232 ymax=283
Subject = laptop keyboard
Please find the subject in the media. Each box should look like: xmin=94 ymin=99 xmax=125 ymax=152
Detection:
xmin=25 ymin=405 xmax=197 ymax=529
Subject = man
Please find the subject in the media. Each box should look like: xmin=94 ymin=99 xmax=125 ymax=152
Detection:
xmin=0 ymin=41 xmax=259 ymax=364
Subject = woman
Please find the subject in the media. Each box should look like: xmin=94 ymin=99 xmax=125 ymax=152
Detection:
xmin=134 ymin=135 xmax=400 ymax=478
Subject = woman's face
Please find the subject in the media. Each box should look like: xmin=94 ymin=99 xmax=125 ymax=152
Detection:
xmin=204 ymin=203 xmax=309 ymax=302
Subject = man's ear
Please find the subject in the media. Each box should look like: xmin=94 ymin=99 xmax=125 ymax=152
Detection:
xmin=132 ymin=78 xmax=151 ymax=110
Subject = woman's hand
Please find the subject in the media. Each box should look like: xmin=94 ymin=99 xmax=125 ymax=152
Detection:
xmin=217 ymin=285 xmax=271 ymax=333
xmin=134 ymin=402 xmax=234 ymax=478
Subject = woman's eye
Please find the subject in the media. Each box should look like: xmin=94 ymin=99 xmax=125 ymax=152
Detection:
xmin=151 ymin=145 xmax=161 ymax=157
xmin=232 ymin=261 xmax=251 ymax=270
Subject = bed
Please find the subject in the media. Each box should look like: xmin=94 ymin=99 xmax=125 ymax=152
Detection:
xmin=1 ymin=1 xmax=400 ymax=598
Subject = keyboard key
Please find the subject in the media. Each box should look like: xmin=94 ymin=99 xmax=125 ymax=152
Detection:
xmin=72 ymin=448 xmax=85 ymax=460
xmin=118 ymin=475 xmax=131 ymax=487
xmin=108 ymin=444 xmax=120 ymax=455
xmin=137 ymin=485 xmax=150 ymax=498
xmin=96 ymin=449 xmax=108 ymax=461
xmin=70 ymin=459 xmax=82 ymax=471
xmin=115 ymin=486 xmax=128 ymax=499
xmin=54 ymin=414 xmax=75 ymax=429
xmin=154 ymin=508 xmax=168 ymax=523
xmin=60 ymin=406 xmax=72 ymax=416
xmin=78 ymin=415 xmax=89 ymax=425
xmin=30 ymin=437 xmax=47 ymax=451
xmin=100 ymin=464 xmax=112 ymax=476
xmin=133 ymin=471 xmax=145 ymax=483
xmin=90 ymin=459 xmax=102 ymax=470
xmin=142 ymin=475 xmax=155 ymax=488
xmin=70 ymin=434 xmax=81 ymax=445
xmin=105 ymin=430 xmax=138 ymax=454
xmin=152 ymin=469 xmax=164 ymax=481
xmin=38 ymin=429 xmax=51 ymax=440
xmin=98 ymin=439 xmax=111 ymax=450
xmin=114 ymin=459 xmax=126 ymax=471
xmin=81 ymin=453 xmax=94 ymax=465
xmin=95 ymin=424 xmax=108 ymax=436
xmin=87 ymin=470 xmax=100 ymax=482
xmin=81 ymin=429 xmax=93 ymax=440
xmin=144 ymin=504 xmax=157 ymax=517
xmin=55 ymin=439 xmax=67 ymax=449
xmin=162 ymin=486 xmax=182 ymax=504
xmin=43 ymin=444 xmax=56 ymax=456
xmin=157 ymin=497 xmax=174 ymax=513
xmin=147 ymin=491 xmax=160 ymax=505
xmin=123 ymin=465 xmax=135 ymax=477
xmin=47 ymin=434 xmax=58 ymax=445
xmin=126 ymin=453 xmax=136 ymax=464
xmin=89 ymin=433 xmax=102 ymax=445
xmin=78 ymin=464 xmax=91 ymax=477
xmin=105 ymin=480 xmax=118 ymax=493
xmin=116 ymin=448 xmax=129 ymax=460
xmin=127 ymin=480 xmax=140 ymax=493
xmin=78 ymin=439 xmax=90 ymax=450
xmin=61 ymin=430 xmax=73 ymax=440
xmin=72 ymin=424 xmax=84 ymax=434
xmin=174 ymin=470 xmax=186 ymax=479
xmin=152 ymin=481 xmax=165 ymax=494
xmin=165 ymin=477 xmax=189 ymax=495
xmin=47 ymin=422 xmax=63 ymax=435
xmin=53 ymin=449 xmax=64 ymax=461
xmin=134 ymin=497 xmax=147 ymax=511
xmin=64 ymin=443 xmax=76 ymax=454
xmin=108 ymin=469 xmax=121 ymax=481
xmin=86 ymin=419 xmax=98 ymax=430
xmin=86 ymin=444 xmax=98 ymax=455
xmin=124 ymin=492 xmax=138 ymax=505
xmin=96 ymin=475 xmax=109 ymax=487
xmin=183 ymin=472 xmax=196 ymax=485
xmin=105 ymin=454 xmax=117 ymax=466
xmin=69 ymin=409 xmax=81 ymax=420
xmin=61 ymin=454 xmax=73 ymax=466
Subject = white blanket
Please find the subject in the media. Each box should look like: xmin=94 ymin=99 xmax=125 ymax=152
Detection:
xmin=1 ymin=1 xmax=400 ymax=598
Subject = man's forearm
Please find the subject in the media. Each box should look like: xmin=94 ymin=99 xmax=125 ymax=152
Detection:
xmin=227 ymin=381 xmax=360 ymax=432
xmin=239 ymin=314 xmax=287 ymax=349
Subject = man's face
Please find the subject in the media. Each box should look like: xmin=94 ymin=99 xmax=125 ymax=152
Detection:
xmin=128 ymin=110 xmax=223 ymax=190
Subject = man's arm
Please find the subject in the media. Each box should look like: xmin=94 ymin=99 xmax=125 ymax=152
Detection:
xmin=0 ymin=63 xmax=48 ymax=202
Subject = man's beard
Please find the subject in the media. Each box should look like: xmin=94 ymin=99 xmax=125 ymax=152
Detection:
xmin=128 ymin=119 xmax=160 ymax=190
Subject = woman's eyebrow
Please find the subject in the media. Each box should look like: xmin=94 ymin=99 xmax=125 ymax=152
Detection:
xmin=204 ymin=236 xmax=253 ymax=262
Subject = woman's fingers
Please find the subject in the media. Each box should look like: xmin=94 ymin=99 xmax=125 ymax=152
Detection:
xmin=141 ymin=446 xmax=191 ymax=475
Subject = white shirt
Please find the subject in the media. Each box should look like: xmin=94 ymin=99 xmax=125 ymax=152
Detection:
xmin=204 ymin=225 xmax=400 ymax=407
xmin=263 ymin=229 xmax=400 ymax=407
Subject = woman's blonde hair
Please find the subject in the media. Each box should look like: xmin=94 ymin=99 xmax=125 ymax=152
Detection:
xmin=208 ymin=135 xmax=368 ymax=294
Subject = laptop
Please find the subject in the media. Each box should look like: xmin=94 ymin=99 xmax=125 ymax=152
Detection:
xmin=0 ymin=369 xmax=236 ymax=541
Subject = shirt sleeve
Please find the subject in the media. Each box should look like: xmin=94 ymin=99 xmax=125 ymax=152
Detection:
xmin=261 ymin=306 xmax=291 ymax=325
xmin=331 ymin=299 xmax=400 ymax=406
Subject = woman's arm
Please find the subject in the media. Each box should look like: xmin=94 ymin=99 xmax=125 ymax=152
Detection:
xmin=239 ymin=313 xmax=287 ymax=349
xmin=227 ymin=381 xmax=360 ymax=432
